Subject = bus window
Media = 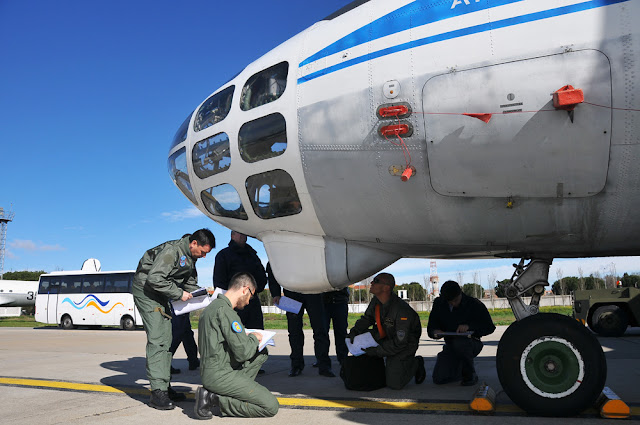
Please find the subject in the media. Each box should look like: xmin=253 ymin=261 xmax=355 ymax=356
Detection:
xmin=38 ymin=277 xmax=50 ymax=294
xmin=105 ymin=274 xmax=131 ymax=293
xmin=59 ymin=277 xmax=72 ymax=294
xmin=82 ymin=276 xmax=104 ymax=293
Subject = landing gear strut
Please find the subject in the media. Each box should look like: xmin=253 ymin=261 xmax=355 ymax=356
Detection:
xmin=496 ymin=258 xmax=607 ymax=416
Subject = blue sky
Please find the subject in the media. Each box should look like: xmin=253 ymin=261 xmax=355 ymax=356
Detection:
xmin=1 ymin=0 xmax=639 ymax=290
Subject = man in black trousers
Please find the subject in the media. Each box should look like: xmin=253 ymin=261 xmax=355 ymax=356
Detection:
xmin=427 ymin=280 xmax=495 ymax=386
xmin=267 ymin=263 xmax=335 ymax=378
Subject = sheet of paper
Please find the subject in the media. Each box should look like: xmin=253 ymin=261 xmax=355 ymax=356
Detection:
xmin=434 ymin=331 xmax=473 ymax=337
xmin=275 ymin=296 xmax=302 ymax=314
xmin=246 ymin=329 xmax=276 ymax=351
xmin=172 ymin=288 xmax=226 ymax=316
xmin=345 ymin=332 xmax=379 ymax=356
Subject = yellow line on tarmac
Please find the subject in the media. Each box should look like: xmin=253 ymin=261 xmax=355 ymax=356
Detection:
xmin=5 ymin=377 xmax=637 ymax=416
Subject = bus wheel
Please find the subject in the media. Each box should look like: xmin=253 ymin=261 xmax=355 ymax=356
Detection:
xmin=61 ymin=315 xmax=75 ymax=330
xmin=121 ymin=316 xmax=135 ymax=331
xmin=496 ymin=313 xmax=606 ymax=416
xmin=591 ymin=305 xmax=628 ymax=337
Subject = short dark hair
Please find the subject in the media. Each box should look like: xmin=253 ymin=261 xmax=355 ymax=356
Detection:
xmin=374 ymin=273 xmax=395 ymax=290
xmin=229 ymin=272 xmax=256 ymax=291
xmin=190 ymin=228 xmax=215 ymax=248
xmin=440 ymin=280 xmax=462 ymax=301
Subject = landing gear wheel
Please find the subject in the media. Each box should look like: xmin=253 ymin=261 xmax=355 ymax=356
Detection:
xmin=497 ymin=313 xmax=606 ymax=417
xmin=61 ymin=315 xmax=75 ymax=330
xmin=591 ymin=305 xmax=628 ymax=337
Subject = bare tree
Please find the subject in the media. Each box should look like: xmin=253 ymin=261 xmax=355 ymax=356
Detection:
xmin=423 ymin=274 xmax=430 ymax=300
xmin=594 ymin=270 xmax=603 ymax=289
xmin=605 ymin=262 xmax=617 ymax=289
xmin=556 ymin=268 xmax=564 ymax=295
xmin=578 ymin=266 xmax=585 ymax=290
xmin=456 ymin=271 xmax=464 ymax=285
xmin=487 ymin=271 xmax=497 ymax=308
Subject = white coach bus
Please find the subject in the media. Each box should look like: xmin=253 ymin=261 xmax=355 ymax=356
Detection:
xmin=34 ymin=270 xmax=141 ymax=330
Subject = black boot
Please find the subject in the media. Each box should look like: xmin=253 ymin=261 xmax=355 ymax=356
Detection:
xmin=168 ymin=386 xmax=187 ymax=402
xmin=149 ymin=389 xmax=175 ymax=410
xmin=415 ymin=356 xmax=426 ymax=384
xmin=194 ymin=386 xmax=213 ymax=419
xmin=189 ymin=358 xmax=200 ymax=370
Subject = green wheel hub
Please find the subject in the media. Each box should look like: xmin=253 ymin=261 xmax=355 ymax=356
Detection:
xmin=520 ymin=337 xmax=584 ymax=398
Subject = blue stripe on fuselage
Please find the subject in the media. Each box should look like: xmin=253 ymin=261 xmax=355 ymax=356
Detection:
xmin=299 ymin=0 xmax=524 ymax=67
xmin=298 ymin=0 xmax=628 ymax=84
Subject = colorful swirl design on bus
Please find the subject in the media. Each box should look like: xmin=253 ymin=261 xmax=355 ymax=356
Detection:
xmin=62 ymin=295 xmax=124 ymax=314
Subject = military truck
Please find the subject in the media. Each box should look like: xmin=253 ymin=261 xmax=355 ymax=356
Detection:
xmin=573 ymin=286 xmax=640 ymax=336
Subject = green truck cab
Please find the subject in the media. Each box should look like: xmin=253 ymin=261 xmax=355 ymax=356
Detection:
xmin=573 ymin=286 xmax=640 ymax=336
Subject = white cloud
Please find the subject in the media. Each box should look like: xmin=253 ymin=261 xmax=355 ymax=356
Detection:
xmin=161 ymin=206 xmax=205 ymax=222
xmin=9 ymin=239 xmax=65 ymax=252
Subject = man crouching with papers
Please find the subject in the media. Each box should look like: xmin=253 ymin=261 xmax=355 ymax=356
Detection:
xmin=347 ymin=273 xmax=426 ymax=389
xmin=195 ymin=272 xmax=279 ymax=419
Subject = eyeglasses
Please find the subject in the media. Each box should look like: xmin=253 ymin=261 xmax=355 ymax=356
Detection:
xmin=372 ymin=278 xmax=381 ymax=285
xmin=247 ymin=286 xmax=255 ymax=299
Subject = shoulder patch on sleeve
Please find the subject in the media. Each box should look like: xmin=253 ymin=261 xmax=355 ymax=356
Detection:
xmin=231 ymin=321 xmax=243 ymax=333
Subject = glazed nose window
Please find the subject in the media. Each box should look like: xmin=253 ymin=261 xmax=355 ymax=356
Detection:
xmin=201 ymin=183 xmax=248 ymax=220
xmin=169 ymin=112 xmax=192 ymax=150
xmin=168 ymin=147 xmax=197 ymax=205
xmin=239 ymin=113 xmax=287 ymax=163
xmin=193 ymin=85 xmax=235 ymax=132
xmin=240 ymin=62 xmax=288 ymax=111
xmin=245 ymin=169 xmax=301 ymax=219
xmin=192 ymin=132 xmax=231 ymax=178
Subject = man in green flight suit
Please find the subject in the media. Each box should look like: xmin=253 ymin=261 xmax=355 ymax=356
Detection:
xmin=194 ymin=272 xmax=279 ymax=419
xmin=348 ymin=272 xmax=426 ymax=389
xmin=132 ymin=229 xmax=215 ymax=410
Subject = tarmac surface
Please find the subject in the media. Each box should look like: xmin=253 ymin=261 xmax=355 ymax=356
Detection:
xmin=0 ymin=324 xmax=638 ymax=424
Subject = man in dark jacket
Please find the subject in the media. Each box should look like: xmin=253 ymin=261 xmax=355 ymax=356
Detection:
xmin=132 ymin=229 xmax=214 ymax=410
xmin=213 ymin=231 xmax=267 ymax=329
xmin=427 ymin=280 xmax=496 ymax=386
xmin=348 ymin=273 xmax=426 ymax=389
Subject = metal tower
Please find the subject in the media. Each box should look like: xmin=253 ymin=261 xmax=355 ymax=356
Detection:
xmin=0 ymin=207 xmax=15 ymax=280
xmin=429 ymin=260 xmax=440 ymax=297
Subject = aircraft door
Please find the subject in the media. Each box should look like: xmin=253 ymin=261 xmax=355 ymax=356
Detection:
xmin=422 ymin=50 xmax=612 ymax=199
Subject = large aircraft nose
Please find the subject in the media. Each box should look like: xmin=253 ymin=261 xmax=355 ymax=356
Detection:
xmin=166 ymin=61 xmax=301 ymax=223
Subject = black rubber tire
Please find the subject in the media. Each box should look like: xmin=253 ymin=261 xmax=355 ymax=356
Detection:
xmin=497 ymin=313 xmax=606 ymax=417
xmin=121 ymin=316 xmax=135 ymax=331
xmin=61 ymin=315 xmax=74 ymax=330
xmin=591 ymin=305 xmax=628 ymax=337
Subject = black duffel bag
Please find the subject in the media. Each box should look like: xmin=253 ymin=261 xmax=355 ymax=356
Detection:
xmin=340 ymin=355 xmax=386 ymax=391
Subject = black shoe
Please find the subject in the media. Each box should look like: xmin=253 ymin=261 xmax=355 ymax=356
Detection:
xmin=258 ymin=369 xmax=266 ymax=375
xmin=167 ymin=386 xmax=187 ymax=402
xmin=170 ymin=366 xmax=181 ymax=375
xmin=149 ymin=389 xmax=175 ymax=410
xmin=194 ymin=387 xmax=213 ymax=420
xmin=415 ymin=356 xmax=426 ymax=384
xmin=319 ymin=369 xmax=336 ymax=378
xmin=189 ymin=358 xmax=200 ymax=370
xmin=289 ymin=366 xmax=303 ymax=377
xmin=461 ymin=373 xmax=478 ymax=386
xmin=312 ymin=362 xmax=318 ymax=368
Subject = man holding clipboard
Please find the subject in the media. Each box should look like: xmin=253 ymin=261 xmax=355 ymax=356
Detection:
xmin=427 ymin=280 xmax=496 ymax=386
